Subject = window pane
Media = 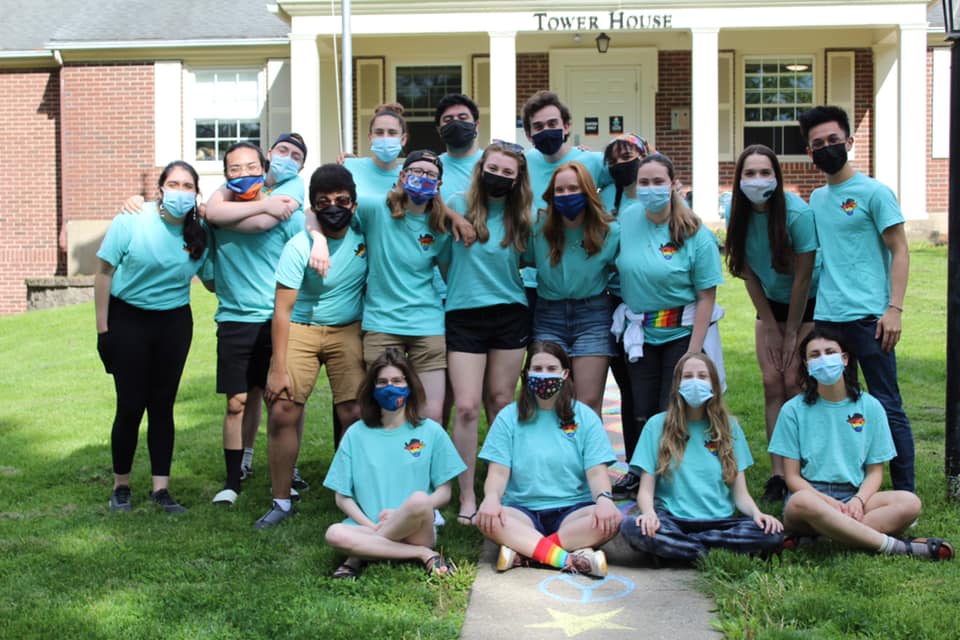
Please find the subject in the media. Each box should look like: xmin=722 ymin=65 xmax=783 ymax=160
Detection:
xmin=745 ymin=62 xmax=761 ymax=74
xmin=796 ymin=75 xmax=813 ymax=89
xmin=745 ymin=108 xmax=761 ymax=121
xmin=796 ymin=89 xmax=813 ymax=104
xmin=196 ymin=145 xmax=216 ymax=161
xmin=745 ymin=90 xmax=762 ymax=104
xmin=218 ymin=121 xmax=237 ymax=138
xmin=780 ymin=75 xmax=796 ymax=89
xmin=762 ymin=108 xmax=777 ymax=121
xmin=395 ymin=65 xmax=462 ymax=118
xmin=783 ymin=126 xmax=806 ymax=154
xmin=196 ymin=121 xmax=216 ymax=138
xmin=744 ymin=127 xmax=775 ymax=149
xmin=239 ymin=121 xmax=261 ymax=138
xmin=762 ymin=63 xmax=779 ymax=74
xmin=745 ymin=75 xmax=761 ymax=90
xmin=762 ymin=76 xmax=778 ymax=90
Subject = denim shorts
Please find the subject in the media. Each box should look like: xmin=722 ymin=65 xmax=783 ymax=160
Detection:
xmin=533 ymin=294 xmax=615 ymax=357
xmin=508 ymin=501 xmax=595 ymax=536
xmin=785 ymin=480 xmax=859 ymax=506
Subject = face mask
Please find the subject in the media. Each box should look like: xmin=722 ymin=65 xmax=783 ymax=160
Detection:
xmin=226 ymin=175 xmax=264 ymax=201
xmin=678 ymin=378 xmax=714 ymax=408
xmin=439 ymin=120 xmax=477 ymax=149
xmin=373 ymin=384 xmax=410 ymax=411
xmin=532 ymin=128 xmax=564 ymax=156
xmin=371 ymin=137 xmax=403 ymax=163
xmin=553 ymin=192 xmax=586 ymax=220
xmin=807 ymin=353 xmax=845 ymax=385
xmin=609 ymin=158 xmax=641 ymax=188
xmin=316 ymin=205 xmax=352 ymax=233
xmin=527 ymin=372 xmax=564 ymax=400
xmin=269 ymin=155 xmax=300 ymax=183
xmin=482 ymin=172 xmax=514 ymax=198
xmin=739 ymin=178 xmax=778 ymax=206
xmin=811 ymin=142 xmax=848 ymax=175
xmin=636 ymin=185 xmax=672 ymax=213
xmin=403 ymin=173 xmax=439 ymax=205
xmin=161 ymin=189 xmax=196 ymax=219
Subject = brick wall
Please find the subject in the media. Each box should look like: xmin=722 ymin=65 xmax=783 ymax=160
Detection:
xmin=927 ymin=48 xmax=949 ymax=215
xmin=516 ymin=53 xmax=550 ymax=117
xmin=0 ymin=69 xmax=61 ymax=315
xmin=655 ymin=51 xmax=693 ymax=187
xmin=61 ymin=63 xmax=158 ymax=223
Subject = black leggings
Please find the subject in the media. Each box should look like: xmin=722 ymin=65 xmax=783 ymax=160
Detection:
xmin=104 ymin=297 xmax=192 ymax=476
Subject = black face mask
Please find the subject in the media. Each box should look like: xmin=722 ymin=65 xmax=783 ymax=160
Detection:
xmin=608 ymin=158 xmax=641 ymax=188
xmin=811 ymin=142 xmax=848 ymax=175
xmin=482 ymin=171 xmax=514 ymax=198
xmin=316 ymin=205 xmax=352 ymax=232
xmin=532 ymin=128 xmax=565 ymax=156
xmin=439 ymin=120 xmax=477 ymax=150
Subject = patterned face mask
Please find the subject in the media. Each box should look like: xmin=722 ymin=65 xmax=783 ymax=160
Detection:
xmin=526 ymin=372 xmax=564 ymax=400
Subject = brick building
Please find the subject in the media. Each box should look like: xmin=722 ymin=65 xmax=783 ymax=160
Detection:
xmin=0 ymin=0 xmax=952 ymax=315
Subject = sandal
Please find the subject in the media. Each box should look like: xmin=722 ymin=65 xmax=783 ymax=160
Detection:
xmin=332 ymin=560 xmax=364 ymax=579
xmin=456 ymin=512 xmax=477 ymax=526
xmin=424 ymin=554 xmax=456 ymax=577
xmin=906 ymin=537 xmax=955 ymax=561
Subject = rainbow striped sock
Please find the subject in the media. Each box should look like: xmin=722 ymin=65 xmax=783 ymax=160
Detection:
xmin=533 ymin=537 xmax=568 ymax=569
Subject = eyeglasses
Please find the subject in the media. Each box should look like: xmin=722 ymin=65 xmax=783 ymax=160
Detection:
xmin=375 ymin=376 xmax=407 ymax=387
xmin=315 ymin=196 xmax=353 ymax=208
xmin=491 ymin=139 xmax=525 ymax=154
xmin=405 ymin=167 xmax=440 ymax=180
xmin=809 ymin=135 xmax=848 ymax=151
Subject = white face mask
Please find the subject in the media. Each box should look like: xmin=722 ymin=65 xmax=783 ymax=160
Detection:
xmin=739 ymin=178 xmax=777 ymax=205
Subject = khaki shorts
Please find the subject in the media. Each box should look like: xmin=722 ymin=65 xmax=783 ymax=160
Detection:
xmin=285 ymin=321 xmax=365 ymax=404
xmin=362 ymin=332 xmax=447 ymax=372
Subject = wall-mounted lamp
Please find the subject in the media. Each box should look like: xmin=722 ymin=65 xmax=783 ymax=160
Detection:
xmin=595 ymin=32 xmax=611 ymax=54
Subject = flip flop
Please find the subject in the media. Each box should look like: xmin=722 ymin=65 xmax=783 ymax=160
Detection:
xmin=332 ymin=560 xmax=365 ymax=579
xmin=424 ymin=554 xmax=456 ymax=577
xmin=456 ymin=512 xmax=477 ymax=526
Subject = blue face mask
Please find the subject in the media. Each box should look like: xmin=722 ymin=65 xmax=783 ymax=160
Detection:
xmin=371 ymin=137 xmax=403 ymax=163
xmin=269 ymin=154 xmax=300 ymax=184
xmin=553 ymin=192 xmax=586 ymax=220
xmin=373 ymin=384 xmax=410 ymax=412
xmin=532 ymin=128 xmax=564 ymax=156
xmin=636 ymin=185 xmax=672 ymax=213
xmin=403 ymin=173 xmax=439 ymax=205
xmin=161 ymin=189 xmax=196 ymax=219
xmin=679 ymin=378 xmax=714 ymax=408
xmin=807 ymin=353 xmax=845 ymax=385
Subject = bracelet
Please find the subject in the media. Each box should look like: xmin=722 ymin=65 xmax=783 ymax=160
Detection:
xmin=852 ymin=495 xmax=865 ymax=508
xmin=888 ymin=304 xmax=903 ymax=312
xmin=595 ymin=491 xmax=614 ymax=503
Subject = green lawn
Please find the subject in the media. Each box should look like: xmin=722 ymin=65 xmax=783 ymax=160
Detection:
xmin=0 ymin=245 xmax=957 ymax=639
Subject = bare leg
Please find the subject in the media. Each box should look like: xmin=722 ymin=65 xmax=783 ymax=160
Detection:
xmin=572 ymin=356 xmax=609 ymax=418
xmin=755 ymin=319 xmax=786 ymax=477
xmin=418 ymin=369 xmax=447 ymax=425
xmin=223 ymin=392 xmax=247 ymax=450
xmin=448 ymin=351 xmax=487 ymax=518
xmin=333 ymin=400 xmax=360 ymax=443
xmin=783 ymin=489 xmax=921 ymax=550
xmin=555 ymin=505 xmax=619 ymax=550
xmin=241 ymin=387 xmax=263 ymax=450
xmin=483 ymin=507 xmax=549 ymax=557
xmin=481 ymin=348 xmax=525 ymax=425
xmin=324 ymin=491 xmax=438 ymax=564
xmin=267 ymin=399 xmax=303 ymax=500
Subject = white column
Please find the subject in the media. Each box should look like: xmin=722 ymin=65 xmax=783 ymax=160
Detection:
xmin=488 ymin=32 xmax=517 ymax=143
xmin=873 ymin=40 xmax=898 ymax=195
xmin=154 ymin=61 xmax=182 ymax=165
xmin=898 ymin=23 xmax=927 ymax=220
xmin=290 ymin=32 xmax=321 ymax=176
xmin=690 ymin=28 xmax=719 ymax=222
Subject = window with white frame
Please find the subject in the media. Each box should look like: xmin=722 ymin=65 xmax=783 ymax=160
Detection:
xmin=193 ymin=70 xmax=263 ymax=161
xmin=742 ymin=56 xmax=814 ymax=156
xmin=395 ymin=65 xmax=463 ymax=153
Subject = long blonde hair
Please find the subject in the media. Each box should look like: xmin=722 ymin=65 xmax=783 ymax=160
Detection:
xmin=638 ymin=153 xmax=701 ymax=248
xmin=464 ymin=142 xmax=532 ymax=252
xmin=656 ymin=353 xmax=738 ymax=484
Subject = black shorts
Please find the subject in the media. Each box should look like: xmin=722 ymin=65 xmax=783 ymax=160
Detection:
xmin=445 ymin=303 xmax=530 ymax=353
xmin=760 ymin=297 xmax=816 ymax=324
xmin=216 ymin=320 xmax=272 ymax=395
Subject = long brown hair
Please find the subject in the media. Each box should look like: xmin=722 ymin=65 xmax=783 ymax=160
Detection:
xmin=637 ymin=153 xmax=701 ymax=248
xmin=539 ymin=162 xmax=612 ymax=266
xmin=656 ymin=353 xmax=738 ymax=484
xmin=386 ymin=151 xmax=448 ymax=234
xmin=357 ymin=348 xmax=426 ymax=427
xmin=464 ymin=142 xmax=532 ymax=252
xmin=517 ymin=341 xmax=575 ymax=426
xmin=726 ymin=144 xmax=791 ymax=278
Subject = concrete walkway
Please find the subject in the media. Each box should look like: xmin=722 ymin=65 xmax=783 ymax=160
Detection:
xmin=460 ymin=375 xmax=720 ymax=639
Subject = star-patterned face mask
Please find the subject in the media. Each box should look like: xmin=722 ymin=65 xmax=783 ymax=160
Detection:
xmin=526 ymin=372 xmax=565 ymax=400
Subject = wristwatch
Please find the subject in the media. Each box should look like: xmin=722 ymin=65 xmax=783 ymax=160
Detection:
xmin=595 ymin=491 xmax=614 ymax=503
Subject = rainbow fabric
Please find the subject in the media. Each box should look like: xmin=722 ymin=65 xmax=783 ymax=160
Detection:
xmin=533 ymin=538 xmax=569 ymax=569
xmin=642 ymin=306 xmax=683 ymax=328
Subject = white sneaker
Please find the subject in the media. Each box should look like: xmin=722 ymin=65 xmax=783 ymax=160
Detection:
xmin=496 ymin=545 xmax=517 ymax=572
xmin=433 ymin=509 xmax=446 ymax=527
xmin=290 ymin=487 xmax=301 ymax=503
xmin=568 ymin=548 xmax=607 ymax=578
xmin=212 ymin=488 xmax=238 ymax=505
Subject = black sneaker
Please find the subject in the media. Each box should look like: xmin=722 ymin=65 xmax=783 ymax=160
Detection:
xmin=109 ymin=485 xmax=132 ymax=512
xmin=611 ymin=471 xmax=640 ymax=499
xmin=254 ymin=501 xmax=297 ymax=529
xmin=292 ymin=467 xmax=309 ymax=491
xmin=760 ymin=475 xmax=788 ymax=503
xmin=151 ymin=489 xmax=187 ymax=514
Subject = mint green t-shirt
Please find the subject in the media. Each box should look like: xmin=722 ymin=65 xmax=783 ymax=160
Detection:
xmin=769 ymin=392 xmax=895 ymax=488
xmin=97 ymin=203 xmax=209 ymax=310
xmin=630 ymin=412 xmax=753 ymax=520
xmin=323 ymin=418 xmax=466 ymax=525
xmin=355 ymin=197 xmax=452 ymax=335
xmin=274 ymin=228 xmax=367 ymax=326
xmin=263 ymin=175 xmax=305 ymax=212
xmin=724 ymin=191 xmax=820 ymax=305
xmin=479 ymin=400 xmax=616 ymax=511
xmin=444 ymin=195 xmax=526 ymax=311
xmin=439 ymin=149 xmax=483 ymax=201
xmin=600 ymin=184 xmax=639 ymax=214
xmin=809 ymin=172 xmax=904 ymax=322
xmin=525 ymin=147 xmax=606 ymax=213
xmin=615 ymin=205 xmax=724 ymax=344
xmin=524 ymin=216 xmax=620 ymax=301
xmin=343 ymin=156 xmax=401 ymax=200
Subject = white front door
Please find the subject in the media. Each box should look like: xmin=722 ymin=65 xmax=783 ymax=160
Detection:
xmin=564 ymin=66 xmax=641 ymax=147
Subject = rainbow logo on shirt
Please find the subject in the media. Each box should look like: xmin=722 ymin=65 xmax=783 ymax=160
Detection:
xmin=404 ymin=438 xmax=425 ymax=457
xmin=841 ymin=198 xmax=858 ymax=216
xmin=418 ymin=234 xmax=435 ymax=252
xmin=560 ymin=421 xmax=578 ymax=439
xmin=355 ymin=242 xmax=366 ymax=258
xmin=704 ymin=439 xmax=719 ymax=456
xmin=847 ymin=413 xmax=866 ymax=433
xmin=659 ymin=242 xmax=679 ymax=260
